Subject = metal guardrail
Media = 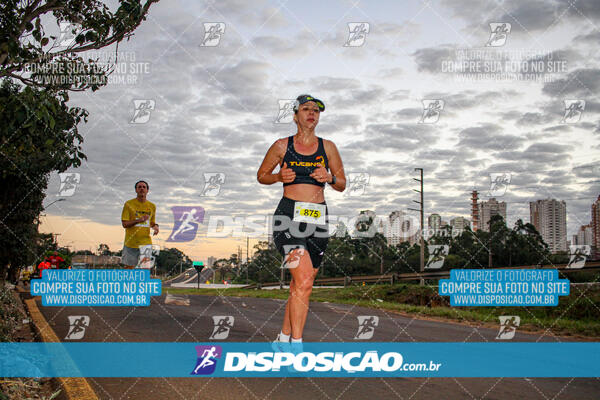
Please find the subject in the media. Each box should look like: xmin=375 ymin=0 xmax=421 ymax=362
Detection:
xmin=240 ymin=261 xmax=600 ymax=289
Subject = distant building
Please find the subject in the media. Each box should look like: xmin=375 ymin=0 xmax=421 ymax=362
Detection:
xmin=450 ymin=216 xmax=470 ymax=233
xmin=529 ymin=199 xmax=567 ymax=253
xmin=428 ymin=213 xmax=441 ymax=237
xmin=207 ymin=256 xmax=216 ymax=267
xmin=386 ymin=211 xmax=405 ymax=246
xmin=478 ymin=198 xmax=507 ymax=232
xmin=575 ymin=224 xmax=593 ymax=246
xmin=592 ymin=195 xmax=600 ymax=257
xmin=471 ymin=190 xmax=480 ymax=231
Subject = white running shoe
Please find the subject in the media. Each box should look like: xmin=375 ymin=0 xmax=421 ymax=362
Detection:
xmin=271 ymin=334 xmax=291 ymax=353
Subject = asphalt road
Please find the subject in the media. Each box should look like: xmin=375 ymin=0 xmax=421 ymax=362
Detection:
xmin=164 ymin=267 xmax=215 ymax=286
xmin=35 ymin=294 xmax=600 ymax=400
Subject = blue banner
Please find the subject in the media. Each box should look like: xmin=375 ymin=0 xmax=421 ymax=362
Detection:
xmin=439 ymin=269 xmax=570 ymax=306
xmin=30 ymin=269 xmax=161 ymax=306
xmin=0 ymin=343 xmax=598 ymax=377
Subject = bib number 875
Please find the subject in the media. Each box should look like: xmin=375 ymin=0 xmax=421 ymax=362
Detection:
xmin=301 ymin=209 xmax=321 ymax=218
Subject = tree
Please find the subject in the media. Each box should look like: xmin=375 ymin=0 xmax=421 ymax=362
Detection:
xmin=97 ymin=243 xmax=111 ymax=255
xmin=1 ymin=0 xmax=159 ymax=92
xmin=0 ymin=1 xmax=159 ymax=282
xmin=0 ymin=80 xmax=86 ymax=282
xmin=154 ymin=247 xmax=192 ymax=276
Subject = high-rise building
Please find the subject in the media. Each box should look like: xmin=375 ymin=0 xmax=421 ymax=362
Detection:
xmin=450 ymin=216 xmax=470 ymax=232
xmin=428 ymin=213 xmax=441 ymax=237
xmin=386 ymin=211 xmax=405 ymax=246
xmin=478 ymin=198 xmax=507 ymax=232
xmin=207 ymin=256 xmax=216 ymax=267
xmin=575 ymin=224 xmax=593 ymax=246
xmin=592 ymin=195 xmax=600 ymax=257
xmin=529 ymin=199 xmax=567 ymax=253
xmin=471 ymin=190 xmax=479 ymax=232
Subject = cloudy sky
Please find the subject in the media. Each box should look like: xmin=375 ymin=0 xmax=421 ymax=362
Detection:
xmin=40 ymin=0 xmax=600 ymax=261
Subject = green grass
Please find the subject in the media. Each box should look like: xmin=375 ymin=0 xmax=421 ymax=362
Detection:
xmin=165 ymin=283 xmax=600 ymax=338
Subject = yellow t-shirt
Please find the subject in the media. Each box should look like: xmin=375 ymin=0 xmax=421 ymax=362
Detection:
xmin=121 ymin=198 xmax=156 ymax=248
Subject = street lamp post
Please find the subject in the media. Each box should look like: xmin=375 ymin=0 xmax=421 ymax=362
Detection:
xmin=44 ymin=198 xmax=66 ymax=209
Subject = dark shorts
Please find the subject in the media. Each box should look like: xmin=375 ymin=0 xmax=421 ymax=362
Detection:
xmin=272 ymin=197 xmax=329 ymax=269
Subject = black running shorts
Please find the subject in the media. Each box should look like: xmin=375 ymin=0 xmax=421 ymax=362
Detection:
xmin=272 ymin=197 xmax=329 ymax=269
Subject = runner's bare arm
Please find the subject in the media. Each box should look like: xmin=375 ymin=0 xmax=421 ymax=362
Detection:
xmin=324 ymin=139 xmax=346 ymax=192
xmin=257 ymin=139 xmax=294 ymax=184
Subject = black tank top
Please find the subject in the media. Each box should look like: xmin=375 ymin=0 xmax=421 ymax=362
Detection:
xmin=282 ymin=135 xmax=329 ymax=187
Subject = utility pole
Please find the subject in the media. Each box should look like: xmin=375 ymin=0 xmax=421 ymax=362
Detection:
xmin=246 ymin=236 xmax=249 ymax=284
xmin=408 ymin=168 xmax=424 ymax=285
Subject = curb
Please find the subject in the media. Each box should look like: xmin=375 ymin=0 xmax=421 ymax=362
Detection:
xmin=22 ymin=293 xmax=99 ymax=400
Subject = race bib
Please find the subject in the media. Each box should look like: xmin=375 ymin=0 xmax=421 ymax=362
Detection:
xmin=293 ymin=202 xmax=326 ymax=225
xmin=136 ymin=211 xmax=150 ymax=227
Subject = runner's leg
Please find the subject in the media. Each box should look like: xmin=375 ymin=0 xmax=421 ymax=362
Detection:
xmin=287 ymin=250 xmax=316 ymax=339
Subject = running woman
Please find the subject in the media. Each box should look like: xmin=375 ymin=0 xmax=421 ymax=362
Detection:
xmin=257 ymin=94 xmax=346 ymax=348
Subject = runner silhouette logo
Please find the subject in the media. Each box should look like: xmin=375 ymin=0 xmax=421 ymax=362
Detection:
xmin=65 ymin=316 xmax=89 ymax=340
xmin=200 ymin=23 xmax=225 ymax=47
xmin=487 ymin=173 xmax=511 ymax=197
xmin=567 ymin=245 xmax=591 ymax=269
xmin=58 ymin=172 xmax=80 ymax=197
xmin=344 ymin=23 xmax=370 ymax=47
xmin=168 ymin=206 xmax=205 ymax=242
xmin=485 ymin=23 xmax=511 ymax=47
xmin=562 ymin=100 xmax=585 ymax=124
xmin=274 ymin=99 xmax=296 ymax=124
xmin=210 ymin=316 xmax=234 ymax=340
xmin=496 ymin=316 xmax=520 ymax=340
xmin=355 ymin=316 xmax=379 ymax=339
xmin=201 ymin=173 xmax=225 ymax=196
xmin=191 ymin=345 xmax=222 ymax=375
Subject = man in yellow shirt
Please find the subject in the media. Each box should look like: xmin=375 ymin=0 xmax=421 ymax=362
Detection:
xmin=121 ymin=180 xmax=159 ymax=268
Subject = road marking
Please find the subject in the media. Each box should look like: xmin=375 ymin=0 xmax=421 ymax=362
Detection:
xmin=24 ymin=297 xmax=99 ymax=400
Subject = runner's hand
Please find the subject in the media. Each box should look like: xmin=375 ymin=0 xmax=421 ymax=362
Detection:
xmin=279 ymin=162 xmax=296 ymax=183
xmin=152 ymin=225 xmax=159 ymax=236
xmin=310 ymin=165 xmax=330 ymax=183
